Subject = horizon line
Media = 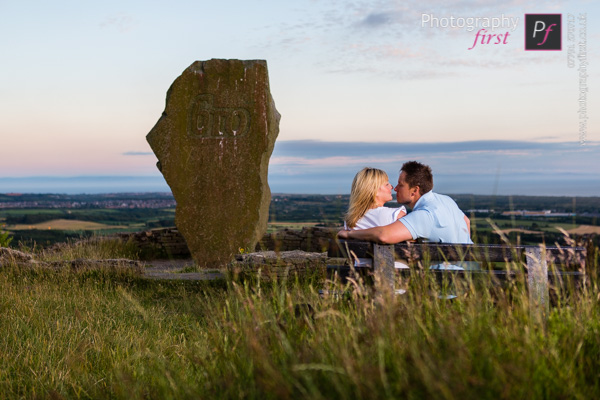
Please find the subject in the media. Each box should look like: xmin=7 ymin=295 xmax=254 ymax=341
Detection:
xmin=2 ymin=191 xmax=600 ymax=199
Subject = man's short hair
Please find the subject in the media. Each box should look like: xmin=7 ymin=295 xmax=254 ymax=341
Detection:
xmin=401 ymin=161 xmax=433 ymax=194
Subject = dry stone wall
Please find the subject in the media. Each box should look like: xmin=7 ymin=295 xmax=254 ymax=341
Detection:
xmin=257 ymin=227 xmax=338 ymax=253
xmin=230 ymin=250 xmax=328 ymax=282
xmin=115 ymin=229 xmax=190 ymax=259
xmin=116 ymin=226 xmax=339 ymax=260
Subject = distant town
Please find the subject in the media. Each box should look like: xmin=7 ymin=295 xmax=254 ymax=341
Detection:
xmin=501 ymin=210 xmax=577 ymax=217
xmin=467 ymin=209 xmax=578 ymax=217
xmin=0 ymin=193 xmax=176 ymax=209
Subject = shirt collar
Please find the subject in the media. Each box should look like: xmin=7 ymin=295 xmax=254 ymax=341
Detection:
xmin=413 ymin=190 xmax=434 ymax=210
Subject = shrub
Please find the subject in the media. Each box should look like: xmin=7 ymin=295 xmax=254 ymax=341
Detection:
xmin=0 ymin=229 xmax=13 ymax=247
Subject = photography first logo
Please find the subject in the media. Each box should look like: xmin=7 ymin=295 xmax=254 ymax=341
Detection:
xmin=420 ymin=14 xmax=519 ymax=50
xmin=525 ymin=14 xmax=562 ymax=50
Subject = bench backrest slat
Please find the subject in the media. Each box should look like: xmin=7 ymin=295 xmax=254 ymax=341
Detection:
xmin=329 ymin=240 xmax=586 ymax=266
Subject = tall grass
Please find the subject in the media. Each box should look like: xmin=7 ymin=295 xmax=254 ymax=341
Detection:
xmin=30 ymin=237 xmax=141 ymax=262
xmin=0 ymin=244 xmax=598 ymax=399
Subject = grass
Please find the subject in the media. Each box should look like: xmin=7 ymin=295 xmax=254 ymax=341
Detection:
xmin=0 ymin=241 xmax=599 ymax=399
xmin=32 ymin=237 xmax=142 ymax=262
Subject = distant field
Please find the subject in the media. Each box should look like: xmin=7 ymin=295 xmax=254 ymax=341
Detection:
xmin=1 ymin=209 xmax=57 ymax=214
xmin=567 ymin=225 xmax=600 ymax=235
xmin=498 ymin=228 xmax=543 ymax=235
xmin=10 ymin=219 xmax=127 ymax=231
xmin=474 ymin=218 xmax=578 ymax=232
xmin=268 ymin=222 xmax=319 ymax=228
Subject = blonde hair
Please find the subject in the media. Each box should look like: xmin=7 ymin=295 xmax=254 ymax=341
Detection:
xmin=344 ymin=167 xmax=389 ymax=229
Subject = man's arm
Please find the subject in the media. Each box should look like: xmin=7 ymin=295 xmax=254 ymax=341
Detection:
xmin=464 ymin=215 xmax=471 ymax=235
xmin=338 ymin=220 xmax=413 ymax=244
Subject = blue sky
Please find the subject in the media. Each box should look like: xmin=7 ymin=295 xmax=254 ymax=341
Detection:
xmin=0 ymin=0 xmax=597 ymax=195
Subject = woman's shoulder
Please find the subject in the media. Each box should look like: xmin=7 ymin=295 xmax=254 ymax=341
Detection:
xmin=354 ymin=206 xmax=406 ymax=230
xmin=366 ymin=206 xmax=405 ymax=216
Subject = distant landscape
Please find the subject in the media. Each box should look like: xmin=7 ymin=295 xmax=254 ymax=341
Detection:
xmin=2 ymin=171 xmax=600 ymax=196
xmin=1 ymin=192 xmax=598 ymax=248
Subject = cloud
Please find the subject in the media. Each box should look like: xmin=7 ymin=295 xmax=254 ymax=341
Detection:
xmin=273 ymin=139 xmax=555 ymax=157
xmin=271 ymin=155 xmax=406 ymax=166
xmin=259 ymin=0 xmax=576 ymax=80
xmin=99 ymin=14 xmax=136 ymax=33
xmin=123 ymin=151 xmax=154 ymax=156
xmin=359 ymin=12 xmax=395 ymax=28
xmin=270 ymin=139 xmax=599 ymax=176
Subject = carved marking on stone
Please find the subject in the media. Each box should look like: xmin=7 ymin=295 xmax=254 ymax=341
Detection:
xmin=187 ymin=94 xmax=251 ymax=138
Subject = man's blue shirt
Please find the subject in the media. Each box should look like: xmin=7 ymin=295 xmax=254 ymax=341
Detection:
xmin=400 ymin=191 xmax=473 ymax=244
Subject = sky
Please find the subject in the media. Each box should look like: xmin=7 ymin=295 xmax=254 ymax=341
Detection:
xmin=0 ymin=0 xmax=598 ymax=195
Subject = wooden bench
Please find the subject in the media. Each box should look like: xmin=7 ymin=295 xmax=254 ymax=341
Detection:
xmin=328 ymin=240 xmax=587 ymax=320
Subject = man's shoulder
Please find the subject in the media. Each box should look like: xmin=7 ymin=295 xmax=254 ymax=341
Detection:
xmin=428 ymin=191 xmax=454 ymax=201
xmin=420 ymin=192 xmax=459 ymax=207
xmin=415 ymin=192 xmax=463 ymax=221
xmin=416 ymin=191 xmax=448 ymax=208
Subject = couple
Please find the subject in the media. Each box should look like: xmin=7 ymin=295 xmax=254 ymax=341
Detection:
xmin=339 ymin=161 xmax=472 ymax=245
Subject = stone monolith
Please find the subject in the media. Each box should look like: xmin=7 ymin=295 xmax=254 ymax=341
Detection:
xmin=147 ymin=59 xmax=280 ymax=266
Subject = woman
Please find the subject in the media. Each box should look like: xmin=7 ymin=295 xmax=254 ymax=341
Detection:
xmin=344 ymin=167 xmax=406 ymax=230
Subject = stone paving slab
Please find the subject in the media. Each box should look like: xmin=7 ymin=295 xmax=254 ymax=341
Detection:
xmin=144 ymin=270 xmax=226 ymax=281
xmin=142 ymin=258 xmax=225 ymax=280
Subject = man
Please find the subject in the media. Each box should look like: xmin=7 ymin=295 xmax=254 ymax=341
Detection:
xmin=338 ymin=161 xmax=472 ymax=244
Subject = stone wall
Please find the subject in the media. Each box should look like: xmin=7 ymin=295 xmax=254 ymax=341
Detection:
xmin=230 ymin=250 xmax=328 ymax=282
xmin=115 ymin=229 xmax=191 ymax=259
xmin=116 ymin=226 xmax=339 ymax=259
xmin=257 ymin=227 xmax=338 ymax=253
